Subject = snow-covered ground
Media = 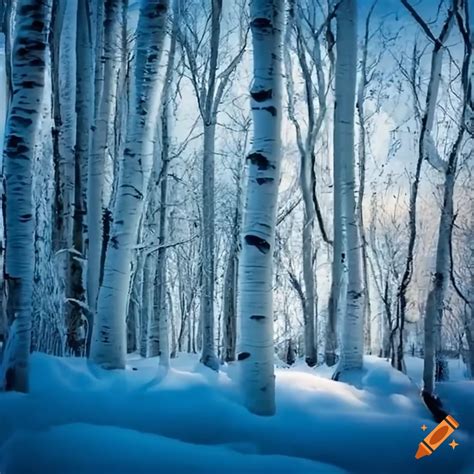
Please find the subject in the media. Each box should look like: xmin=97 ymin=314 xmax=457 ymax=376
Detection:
xmin=0 ymin=353 xmax=472 ymax=473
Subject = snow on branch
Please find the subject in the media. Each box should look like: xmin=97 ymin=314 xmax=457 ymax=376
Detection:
xmin=133 ymin=235 xmax=198 ymax=255
xmin=65 ymin=298 xmax=91 ymax=315
xmin=423 ymin=134 xmax=448 ymax=173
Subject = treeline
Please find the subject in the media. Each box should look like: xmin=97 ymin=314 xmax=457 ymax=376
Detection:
xmin=0 ymin=0 xmax=472 ymax=416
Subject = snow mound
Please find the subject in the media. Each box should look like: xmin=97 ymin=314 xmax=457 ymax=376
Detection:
xmin=2 ymin=423 xmax=346 ymax=474
xmin=0 ymin=352 xmax=472 ymax=474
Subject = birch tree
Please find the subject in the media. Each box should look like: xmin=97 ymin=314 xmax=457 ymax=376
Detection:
xmin=238 ymin=0 xmax=283 ymax=416
xmin=68 ymin=0 xmax=94 ymax=355
xmin=87 ymin=0 xmax=123 ymax=314
xmin=416 ymin=1 xmax=472 ymax=398
xmin=1 ymin=0 xmax=51 ymax=392
xmin=150 ymin=7 xmax=178 ymax=367
xmin=221 ymin=116 xmax=249 ymax=363
xmin=356 ymin=1 xmax=378 ymax=354
xmin=90 ymin=0 xmax=169 ymax=369
xmin=392 ymin=0 xmax=454 ymax=373
xmin=333 ymin=0 xmax=365 ymax=375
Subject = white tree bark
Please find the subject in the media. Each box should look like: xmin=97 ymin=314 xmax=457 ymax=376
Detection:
xmin=197 ymin=0 xmax=221 ymax=372
xmin=87 ymin=0 xmax=123 ymax=313
xmin=57 ymin=0 xmax=77 ymax=256
xmin=140 ymin=255 xmax=152 ymax=357
xmin=396 ymin=0 xmax=454 ymax=374
xmin=90 ymin=0 xmax=169 ymax=369
xmin=335 ymin=0 xmax=365 ymax=374
xmin=237 ymin=0 xmax=283 ymax=416
xmin=356 ymin=2 xmax=376 ymax=355
xmin=2 ymin=0 xmax=51 ymax=392
xmin=67 ymin=0 xmax=94 ymax=355
xmin=153 ymin=92 xmax=172 ymax=368
xmin=423 ymin=5 xmax=471 ymax=395
xmin=147 ymin=7 xmax=177 ymax=366
xmin=423 ymin=160 xmax=456 ymax=394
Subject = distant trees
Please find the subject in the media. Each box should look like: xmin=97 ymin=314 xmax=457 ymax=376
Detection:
xmin=178 ymin=0 xmax=246 ymax=371
xmin=284 ymin=0 xmax=333 ymax=367
xmin=1 ymin=0 xmax=472 ymax=418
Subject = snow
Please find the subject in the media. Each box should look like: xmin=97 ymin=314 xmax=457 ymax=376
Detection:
xmin=0 ymin=353 xmax=473 ymax=474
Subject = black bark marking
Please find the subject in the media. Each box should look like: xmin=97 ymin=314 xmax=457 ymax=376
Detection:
xmin=251 ymin=89 xmax=272 ymax=102
xmin=251 ymin=18 xmax=271 ymax=29
xmin=100 ymin=329 xmax=110 ymax=344
xmin=124 ymin=147 xmax=136 ymax=157
xmin=11 ymin=144 xmax=29 ymax=154
xmin=31 ymin=20 xmax=44 ymax=32
xmin=262 ymin=106 xmax=277 ymax=116
xmin=29 ymin=58 xmax=45 ymax=67
xmin=256 ymin=177 xmax=274 ymax=185
xmin=121 ymin=184 xmax=144 ymax=200
xmin=238 ymin=352 xmax=250 ymax=361
xmin=6 ymin=135 xmax=23 ymax=148
xmin=245 ymin=235 xmax=270 ymax=254
xmin=247 ymin=152 xmax=273 ymax=171
xmin=13 ymin=116 xmax=33 ymax=127
xmin=250 ymin=315 xmax=266 ymax=321
xmin=110 ymin=236 xmax=119 ymax=249
xmin=149 ymin=2 xmax=167 ymax=17
xmin=19 ymin=213 xmax=32 ymax=222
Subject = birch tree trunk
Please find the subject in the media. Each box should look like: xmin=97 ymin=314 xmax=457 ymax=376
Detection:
xmin=200 ymin=122 xmax=219 ymax=370
xmin=423 ymin=5 xmax=471 ymax=395
xmin=141 ymin=255 xmax=152 ymax=357
xmin=222 ymin=196 xmax=240 ymax=362
xmin=90 ymin=0 xmax=168 ymax=369
xmin=56 ymin=0 xmax=76 ymax=261
xmin=147 ymin=6 xmax=177 ymax=367
xmin=335 ymin=0 xmax=365 ymax=374
xmin=50 ymin=0 xmax=66 ymax=253
xmin=356 ymin=3 xmax=376 ymax=355
xmin=154 ymin=97 xmax=171 ymax=368
xmin=87 ymin=0 xmax=123 ymax=313
xmin=324 ymin=8 xmax=343 ymax=367
xmin=68 ymin=0 xmax=94 ymax=355
xmin=396 ymin=0 xmax=453 ymax=373
xmin=2 ymin=0 xmax=51 ymax=392
xmin=237 ymin=0 xmax=283 ymax=416
xmin=423 ymin=128 xmax=466 ymax=394
xmin=301 ymin=165 xmax=317 ymax=367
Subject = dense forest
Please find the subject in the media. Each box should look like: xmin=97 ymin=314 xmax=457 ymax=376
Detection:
xmin=0 ymin=0 xmax=472 ymax=473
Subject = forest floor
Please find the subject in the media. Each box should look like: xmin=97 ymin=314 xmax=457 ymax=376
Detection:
xmin=0 ymin=353 xmax=472 ymax=474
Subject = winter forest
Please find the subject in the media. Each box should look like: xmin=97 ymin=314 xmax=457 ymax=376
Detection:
xmin=0 ymin=0 xmax=473 ymax=472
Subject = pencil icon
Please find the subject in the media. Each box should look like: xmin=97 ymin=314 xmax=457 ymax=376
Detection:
xmin=415 ymin=415 xmax=459 ymax=459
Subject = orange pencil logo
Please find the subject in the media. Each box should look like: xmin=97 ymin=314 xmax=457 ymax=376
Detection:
xmin=415 ymin=415 xmax=459 ymax=459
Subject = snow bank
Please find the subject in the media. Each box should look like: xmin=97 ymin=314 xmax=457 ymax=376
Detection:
xmin=2 ymin=423 xmax=345 ymax=474
xmin=0 ymin=353 xmax=472 ymax=474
